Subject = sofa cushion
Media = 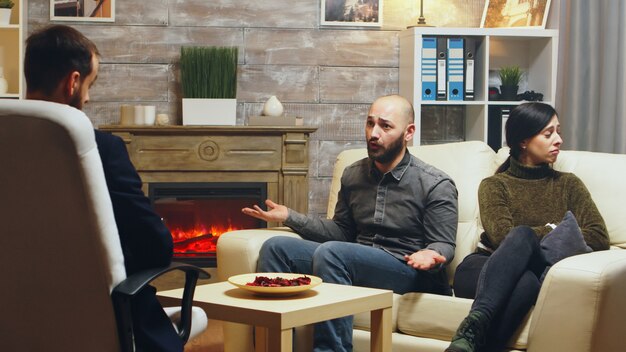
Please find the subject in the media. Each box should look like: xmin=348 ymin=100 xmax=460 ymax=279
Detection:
xmin=353 ymin=293 xmax=402 ymax=332
xmin=395 ymin=293 xmax=531 ymax=350
xmin=353 ymin=328 xmax=456 ymax=352
xmin=408 ymin=142 xmax=497 ymax=279
xmin=553 ymin=150 xmax=626 ymax=248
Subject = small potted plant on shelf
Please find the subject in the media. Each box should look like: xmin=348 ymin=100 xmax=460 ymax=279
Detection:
xmin=498 ymin=65 xmax=523 ymax=101
xmin=180 ymin=46 xmax=238 ymax=125
xmin=0 ymin=0 xmax=15 ymax=26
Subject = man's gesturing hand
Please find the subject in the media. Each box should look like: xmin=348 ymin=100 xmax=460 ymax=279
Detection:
xmin=241 ymin=199 xmax=288 ymax=223
xmin=404 ymin=249 xmax=447 ymax=270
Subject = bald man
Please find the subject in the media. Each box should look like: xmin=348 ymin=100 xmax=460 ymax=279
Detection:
xmin=242 ymin=94 xmax=458 ymax=352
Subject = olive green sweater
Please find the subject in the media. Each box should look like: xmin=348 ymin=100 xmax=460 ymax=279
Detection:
xmin=478 ymin=157 xmax=610 ymax=251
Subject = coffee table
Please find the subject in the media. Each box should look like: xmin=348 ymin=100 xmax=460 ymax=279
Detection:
xmin=158 ymin=281 xmax=393 ymax=352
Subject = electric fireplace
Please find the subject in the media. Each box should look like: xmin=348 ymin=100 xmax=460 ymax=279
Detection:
xmin=98 ymin=125 xmax=317 ymax=267
xmin=149 ymin=182 xmax=267 ymax=266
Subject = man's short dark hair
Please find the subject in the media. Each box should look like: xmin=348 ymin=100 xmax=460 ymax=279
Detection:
xmin=25 ymin=25 xmax=100 ymax=95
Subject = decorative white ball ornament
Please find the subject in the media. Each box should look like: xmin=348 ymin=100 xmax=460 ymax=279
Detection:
xmin=262 ymin=96 xmax=284 ymax=117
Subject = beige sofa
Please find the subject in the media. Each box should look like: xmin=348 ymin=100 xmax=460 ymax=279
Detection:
xmin=216 ymin=141 xmax=626 ymax=352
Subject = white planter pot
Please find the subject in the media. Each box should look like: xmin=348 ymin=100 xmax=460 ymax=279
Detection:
xmin=182 ymin=98 xmax=237 ymax=126
xmin=0 ymin=8 xmax=12 ymax=25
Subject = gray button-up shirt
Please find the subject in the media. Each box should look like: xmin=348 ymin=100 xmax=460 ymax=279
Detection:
xmin=285 ymin=150 xmax=458 ymax=263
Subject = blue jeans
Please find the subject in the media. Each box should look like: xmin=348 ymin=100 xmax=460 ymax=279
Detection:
xmin=453 ymin=226 xmax=547 ymax=352
xmin=257 ymin=236 xmax=450 ymax=352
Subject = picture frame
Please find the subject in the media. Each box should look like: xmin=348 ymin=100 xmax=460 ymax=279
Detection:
xmin=481 ymin=0 xmax=550 ymax=29
xmin=51 ymin=0 xmax=115 ymax=22
xmin=321 ymin=0 xmax=382 ymax=27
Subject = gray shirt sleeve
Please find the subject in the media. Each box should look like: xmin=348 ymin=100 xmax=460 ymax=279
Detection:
xmin=422 ymin=178 xmax=458 ymax=263
xmin=283 ymin=183 xmax=357 ymax=243
xmin=283 ymin=209 xmax=353 ymax=242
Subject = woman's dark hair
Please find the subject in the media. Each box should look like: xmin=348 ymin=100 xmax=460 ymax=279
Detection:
xmin=24 ymin=25 xmax=100 ymax=96
xmin=496 ymin=102 xmax=558 ymax=173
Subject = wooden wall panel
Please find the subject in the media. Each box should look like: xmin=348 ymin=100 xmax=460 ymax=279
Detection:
xmin=319 ymin=67 xmax=398 ymax=103
xmin=237 ymin=65 xmax=319 ymax=103
xmin=168 ymin=0 xmax=318 ymax=29
xmin=308 ymin=178 xmax=333 ymax=218
xmin=90 ymin=64 xmax=169 ymax=102
xmin=243 ymin=103 xmax=368 ymax=141
xmin=112 ymin=0 xmax=169 ymax=26
xmin=318 ymin=140 xmax=367 ymax=177
xmin=245 ymin=29 xmax=397 ymax=66
xmin=75 ymin=26 xmax=244 ymax=64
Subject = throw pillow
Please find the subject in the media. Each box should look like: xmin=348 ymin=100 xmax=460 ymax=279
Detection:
xmin=539 ymin=211 xmax=592 ymax=282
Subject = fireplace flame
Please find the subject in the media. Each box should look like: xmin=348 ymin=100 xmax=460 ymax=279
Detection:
xmin=169 ymin=223 xmax=240 ymax=255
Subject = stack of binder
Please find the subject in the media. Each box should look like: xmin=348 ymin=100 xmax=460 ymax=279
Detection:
xmin=420 ymin=36 xmax=476 ymax=101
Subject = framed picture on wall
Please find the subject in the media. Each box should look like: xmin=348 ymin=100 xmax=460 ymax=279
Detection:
xmin=481 ymin=0 xmax=551 ymax=29
xmin=51 ymin=0 xmax=115 ymax=22
xmin=321 ymin=0 xmax=383 ymax=27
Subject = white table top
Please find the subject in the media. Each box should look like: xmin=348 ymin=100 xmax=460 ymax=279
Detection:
xmin=158 ymin=281 xmax=393 ymax=329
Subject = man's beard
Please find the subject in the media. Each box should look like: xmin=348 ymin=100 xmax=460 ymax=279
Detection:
xmin=68 ymin=86 xmax=83 ymax=110
xmin=367 ymin=134 xmax=405 ymax=164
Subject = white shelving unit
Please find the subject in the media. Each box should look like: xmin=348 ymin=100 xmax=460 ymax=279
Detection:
xmin=0 ymin=0 xmax=26 ymax=99
xmin=399 ymin=27 xmax=558 ymax=147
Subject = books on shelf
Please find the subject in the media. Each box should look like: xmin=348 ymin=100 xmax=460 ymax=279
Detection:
xmin=420 ymin=36 xmax=476 ymax=102
xmin=421 ymin=37 xmax=437 ymax=100
xmin=464 ymin=38 xmax=476 ymax=100
xmin=447 ymin=38 xmax=464 ymax=101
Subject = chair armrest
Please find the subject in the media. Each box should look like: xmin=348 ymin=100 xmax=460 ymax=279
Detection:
xmin=112 ymin=262 xmax=210 ymax=351
xmin=528 ymin=249 xmax=626 ymax=352
xmin=216 ymin=227 xmax=302 ymax=281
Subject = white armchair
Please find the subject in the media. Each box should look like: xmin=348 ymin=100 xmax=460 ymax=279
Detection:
xmin=0 ymin=99 xmax=208 ymax=351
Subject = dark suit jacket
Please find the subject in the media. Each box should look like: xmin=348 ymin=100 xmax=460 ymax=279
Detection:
xmin=95 ymin=130 xmax=183 ymax=352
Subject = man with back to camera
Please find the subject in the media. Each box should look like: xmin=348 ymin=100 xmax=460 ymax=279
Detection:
xmin=24 ymin=25 xmax=182 ymax=352
xmin=242 ymin=94 xmax=459 ymax=352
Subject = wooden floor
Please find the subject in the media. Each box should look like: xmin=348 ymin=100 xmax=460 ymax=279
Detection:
xmin=184 ymin=320 xmax=224 ymax=352
xmin=153 ymin=268 xmax=224 ymax=352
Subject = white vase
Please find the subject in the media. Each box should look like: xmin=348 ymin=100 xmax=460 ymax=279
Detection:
xmin=0 ymin=66 xmax=8 ymax=95
xmin=0 ymin=8 xmax=11 ymax=25
xmin=262 ymin=96 xmax=284 ymax=117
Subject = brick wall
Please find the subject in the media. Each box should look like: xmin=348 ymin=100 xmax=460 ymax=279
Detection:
xmin=28 ymin=0 xmax=485 ymax=216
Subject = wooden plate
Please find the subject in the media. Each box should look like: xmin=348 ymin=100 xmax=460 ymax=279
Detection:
xmin=228 ymin=273 xmax=322 ymax=296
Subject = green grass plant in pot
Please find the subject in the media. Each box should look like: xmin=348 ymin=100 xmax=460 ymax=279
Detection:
xmin=180 ymin=46 xmax=238 ymax=125
xmin=498 ymin=65 xmax=523 ymax=101
xmin=0 ymin=0 xmax=15 ymax=25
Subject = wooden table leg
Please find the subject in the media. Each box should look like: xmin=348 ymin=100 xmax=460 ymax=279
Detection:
xmin=295 ymin=325 xmax=314 ymax=352
xmin=265 ymin=327 xmax=293 ymax=352
xmin=370 ymin=307 xmax=392 ymax=352
xmin=254 ymin=326 xmax=267 ymax=352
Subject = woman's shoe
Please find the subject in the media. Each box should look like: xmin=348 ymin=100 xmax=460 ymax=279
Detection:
xmin=445 ymin=311 xmax=489 ymax=352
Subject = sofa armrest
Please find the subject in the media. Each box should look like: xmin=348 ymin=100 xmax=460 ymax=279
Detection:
xmin=528 ymin=249 xmax=626 ymax=352
xmin=216 ymin=227 xmax=302 ymax=352
xmin=216 ymin=227 xmax=302 ymax=281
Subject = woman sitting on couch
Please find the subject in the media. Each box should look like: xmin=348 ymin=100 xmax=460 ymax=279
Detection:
xmin=445 ymin=102 xmax=610 ymax=352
